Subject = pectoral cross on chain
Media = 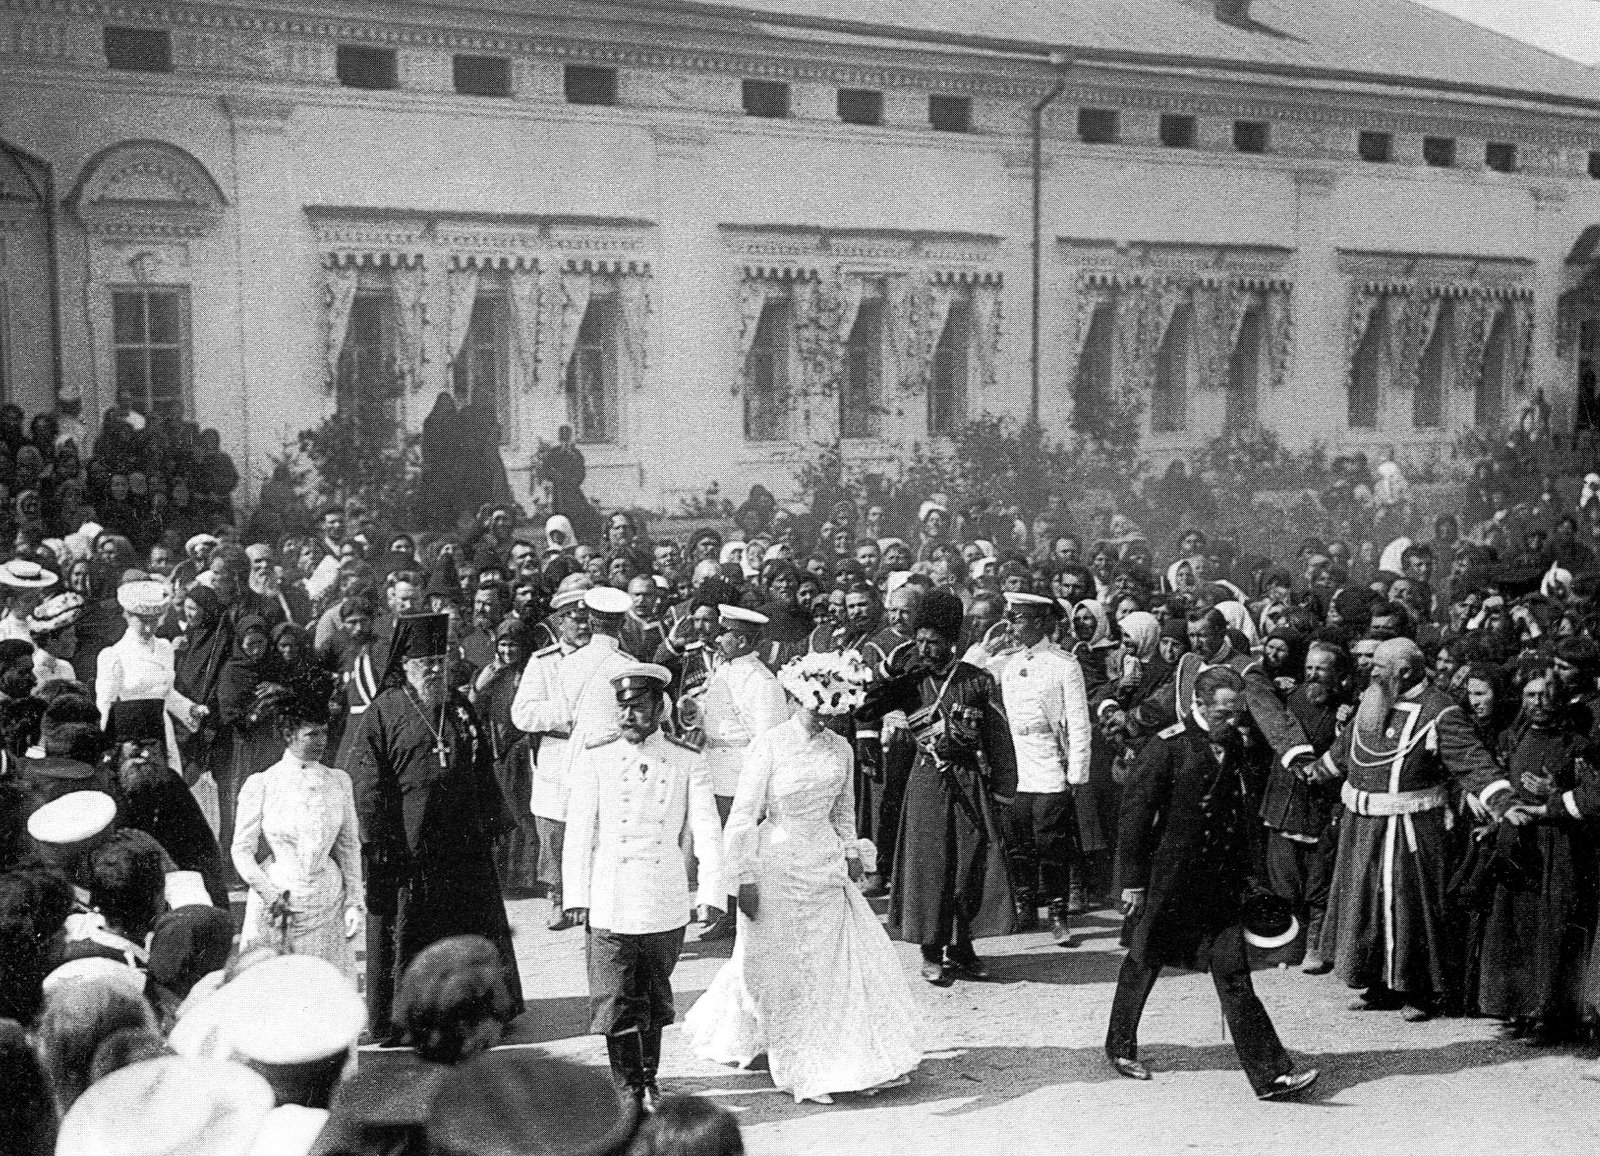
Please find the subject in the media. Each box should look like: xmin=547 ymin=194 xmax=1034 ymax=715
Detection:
xmin=436 ymin=733 xmax=449 ymax=768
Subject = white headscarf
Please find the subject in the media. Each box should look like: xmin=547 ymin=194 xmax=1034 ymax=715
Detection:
xmin=1377 ymin=536 xmax=1412 ymax=576
xmin=544 ymin=515 xmax=575 ymax=553
xmin=1216 ymin=600 xmax=1260 ymax=647
xmin=1118 ymin=611 xmax=1161 ymax=663
xmin=1374 ymin=460 xmax=1409 ymax=507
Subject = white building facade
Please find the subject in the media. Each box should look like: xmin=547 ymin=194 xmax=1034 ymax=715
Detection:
xmin=4 ymin=0 xmax=1600 ymax=510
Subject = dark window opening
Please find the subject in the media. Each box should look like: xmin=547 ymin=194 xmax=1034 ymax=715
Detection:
xmin=743 ymin=80 xmax=790 ymax=119
xmin=744 ymin=300 xmax=792 ymax=442
xmin=566 ymin=297 xmax=618 ymax=444
xmin=1233 ymin=120 xmax=1269 ymax=154
xmin=1159 ymin=115 xmax=1197 ymax=149
xmin=113 ymin=287 xmax=189 ymax=421
xmin=1151 ymin=306 xmax=1191 ymax=432
xmin=104 ymin=27 xmax=172 ymax=73
xmin=454 ymin=55 xmax=512 ymax=97
xmin=1358 ymin=131 xmax=1393 ymax=163
xmin=452 ymin=295 xmax=511 ymax=443
xmin=1078 ymin=108 xmax=1119 ymax=144
xmin=1486 ymin=142 xmax=1518 ymax=173
xmin=1589 ymin=151 xmax=1600 ymax=179
xmin=929 ymin=95 xmax=971 ymax=133
xmin=929 ymin=302 xmax=970 ymax=436
xmin=337 ymin=45 xmax=398 ymax=90
xmin=564 ymin=65 xmax=617 ymax=106
xmin=1423 ymin=137 xmax=1456 ymax=168
xmin=841 ymin=299 xmax=884 ymax=440
xmin=1349 ymin=309 xmax=1385 ymax=429
xmin=335 ymin=294 xmax=398 ymax=447
xmin=837 ymin=89 xmax=883 ymax=126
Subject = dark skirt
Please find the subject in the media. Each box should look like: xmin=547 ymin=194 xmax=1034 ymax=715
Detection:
xmin=1075 ymin=732 xmax=1121 ymax=857
xmin=887 ymin=752 xmax=1015 ymax=946
xmin=490 ymin=743 xmax=542 ymax=895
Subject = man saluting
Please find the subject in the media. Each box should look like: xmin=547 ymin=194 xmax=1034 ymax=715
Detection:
xmin=348 ymin=611 xmax=522 ymax=1041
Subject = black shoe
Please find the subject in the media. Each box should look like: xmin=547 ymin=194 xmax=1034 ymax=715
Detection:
xmin=1348 ymin=988 xmax=1404 ymax=1012
xmin=1258 ymin=1068 xmax=1319 ymax=1101
xmin=1014 ymin=896 xmax=1039 ymax=933
xmin=699 ymin=914 xmax=737 ymax=941
xmin=944 ymin=948 xmax=990 ymax=981
xmin=920 ymin=959 xmax=952 ymax=986
xmin=1047 ymin=901 xmax=1075 ymax=948
xmin=1110 ymin=1057 xmax=1152 ymax=1081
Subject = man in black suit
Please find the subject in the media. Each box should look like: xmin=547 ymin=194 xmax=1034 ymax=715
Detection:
xmin=1105 ymin=665 xmax=1319 ymax=1101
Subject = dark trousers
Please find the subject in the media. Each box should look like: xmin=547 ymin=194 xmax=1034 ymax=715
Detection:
xmin=863 ymin=737 xmax=913 ymax=881
xmin=1002 ymin=790 xmax=1073 ymax=903
xmin=585 ymin=924 xmax=687 ymax=1036
xmin=1265 ymin=830 xmax=1333 ymax=957
xmin=1105 ymin=925 xmax=1292 ymax=1096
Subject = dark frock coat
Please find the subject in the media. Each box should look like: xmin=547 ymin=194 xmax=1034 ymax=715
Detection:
xmin=347 ymin=686 xmax=523 ymax=1036
xmin=887 ymin=660 xmax=1019 ymax=946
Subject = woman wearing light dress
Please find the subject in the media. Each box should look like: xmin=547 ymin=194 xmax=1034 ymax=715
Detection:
xmin=686 ymin=651 xmax=920 ymax=1104
xmin=231 ymin=699 xmax=364 ymax=982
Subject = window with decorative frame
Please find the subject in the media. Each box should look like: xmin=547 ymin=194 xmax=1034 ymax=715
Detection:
xmin=1075 ymin=302 xmax=1115 ymax=428
xmin=1348 ymin=308 xmax=1385 ymax=429
xmin=929 ymin=300 xmax=970 ymax=436
xmin=1151 ymin=304 xmax=1192 ymax=433
xmin=744 ymin=296 xmax=792 ymax=442
xmin=452 ymin=292 xmax=511 ymax=444
xmin=335 ymin=292 xmax=400 ymax=446
xmin=566 ymin=295 xmax=620 ymax=445
xmin=1478 ymin=309 xmax=1511 ymax=429
xmin=1226 ymin=308 xmax=1262 ymax=427
xmin=1414 ymin=302 xmax=1451 ymax=429
xmin=111 ymin=285 xmax=191 ymax=421
xmin=841 ymin=296 xmax=884 ymax=439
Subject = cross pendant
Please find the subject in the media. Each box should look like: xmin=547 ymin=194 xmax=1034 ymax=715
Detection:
xmin=436 ymin=739 xmax=448 ymax=768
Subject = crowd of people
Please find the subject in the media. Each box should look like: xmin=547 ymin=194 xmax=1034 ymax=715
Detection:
xmin=4 ymin=390 xmax=1600 ymax=1148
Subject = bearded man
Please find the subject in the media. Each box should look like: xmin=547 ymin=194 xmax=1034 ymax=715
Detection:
xmin=1310 ymin=637 xmax=1510 ymax=1020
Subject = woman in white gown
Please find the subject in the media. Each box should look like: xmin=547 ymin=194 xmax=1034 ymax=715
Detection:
xmin=686 ymin=651 xmax=921 ymax=1103
xmin=231 ymin=700 xmax=364 ymax=982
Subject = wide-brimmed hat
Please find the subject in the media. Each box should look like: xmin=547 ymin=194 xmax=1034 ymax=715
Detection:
xmin=29 ymin=590 xmax=85 ymax=635
xmin=0 ymin=557 xmax=57 ymax=589
xmin=116 ymin=579 xmax=171 ymax=617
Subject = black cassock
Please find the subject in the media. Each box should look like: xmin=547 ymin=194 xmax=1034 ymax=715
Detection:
xmin=348 ymin=685 xmax=523 ymax=1037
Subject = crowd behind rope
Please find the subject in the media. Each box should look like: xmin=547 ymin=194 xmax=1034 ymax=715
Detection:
xmin=0 ymin=389 xmax=1599 ymax=1147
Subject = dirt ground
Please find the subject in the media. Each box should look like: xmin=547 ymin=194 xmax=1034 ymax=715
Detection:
xmin=496 ymin=897 xmax=1599 ymax=1156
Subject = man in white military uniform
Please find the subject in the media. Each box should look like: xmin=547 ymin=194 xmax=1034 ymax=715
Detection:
xmin=998 ymin=592 xmax=1091 ymax=946
xmin=696 ymin=604 xmax=790 ymax=939
xmin=509 ymin=580 xmax=593 ymax=929
xmin=564 ymin=662 xmax=724 ymax=1111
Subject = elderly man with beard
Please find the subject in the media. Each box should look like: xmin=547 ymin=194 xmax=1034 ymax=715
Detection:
xmin=348 ymin=612 xmax=522 ymax=1042
xmin=1309 ymin=637 xmax=1509 ymax=1021
xmin=1260 ymin=640 xmax=1354 ymax=974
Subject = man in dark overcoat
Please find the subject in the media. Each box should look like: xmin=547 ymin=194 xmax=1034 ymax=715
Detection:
xmin=1107 ymin=665 xmax=1319 ymax=1100
xmin=348 ymin=612 xmax=523 ymax=1041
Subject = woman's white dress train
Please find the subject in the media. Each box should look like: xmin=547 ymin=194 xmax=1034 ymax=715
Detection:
xmin=685 ymin=718 xmax=921 ymax=1103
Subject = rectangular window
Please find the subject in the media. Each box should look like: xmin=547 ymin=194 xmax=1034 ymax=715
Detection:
xmin=1078 ymin=108 xmax=1119 ymax=144
xmin=1422 ymin=136 xmax=1456 ymax=167
xmin=744 ymin=298 xmax=791 ymax=442
xmin=335 ymin=293 xmax=398 ymax=446
xmin=451 ymin=294 xmax=511 ymax=444
xmin=743 ymin=80 xmax=790 ymax=119
xmin=564 ymin=64 xmax=617 ymax=106
xmin=928 ymin=301 xmax=970 ymax=436
xmin=1159 ymin=114 xmax=1197 ymax=149
xmin=1151 ymin=306 xmax=1191 ymax=432
xmin=838 ymin=89 xmax=883 ymax=126
xmin=1358 ymin=131 xmax=1394 ymax=163
xmin=1232 ymin=120 xmax=1269 ymax=154
xmin=337 ymin=45 xmax=398 ymax=90
xmin=453 ymin=55 xmax=511 ymax=97
xmin=840 ymin=297 xmax=883 ymax=440
xmin=1485 ymin=142 xmax=1518 ymax=173
xmin=1590 ymin=151 xmax=1600 ymax=179
xmin=113 ymin=286 xmax=189 ymax=421
xmin=929 ymin=95 xmax=971 ymax=133
xmin=566 ymin=296 xmax=618 ymax=444
xmin=104 ymin=27 xmax=172 ymax=73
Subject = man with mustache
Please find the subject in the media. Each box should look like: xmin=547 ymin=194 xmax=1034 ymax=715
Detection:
xmin=1308 ymin=637 xmax=1512 ymax=1021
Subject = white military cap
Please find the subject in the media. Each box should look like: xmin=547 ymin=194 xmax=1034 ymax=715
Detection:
xmin=583 ymin=586 xmax=633 ymax=617
xmin=610 ymin=662 xmax=673 ymax=702
xmin=219 ymin=955 xmax=366 ymax=1067
xmin=1003 ymin=592 xmax=1057 ymax=609
xmin=0 ymin=558 xmax=57 ymax=589
xmin=550 ymin=573 xmax=593 ymax=611
xmin=717 ymin=604 xmax=769 ymax=629
xmin=42 ymin=956 xmax=147 ymax=1000
xmin=56 ymin=1055 xmax=275 ymax=1156
xmin=245 ymin=1105 xmax=329 ymax=1156
xmin=26 ymin=789 xmax=116 ymax=845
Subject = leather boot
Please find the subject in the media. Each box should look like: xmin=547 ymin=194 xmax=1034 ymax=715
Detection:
xmin=641 ymin=1027 xmax=663 ymax=1112
xmin=546 ymin=891 xmax=574 ymax=931
xmin=1013 ymin=886 xmax=1038 ymax=933
xmin=605 ymin=1029 xmax=647 ymax=1108
xmin=1047 ymin=899 xmax=1074 ymax=947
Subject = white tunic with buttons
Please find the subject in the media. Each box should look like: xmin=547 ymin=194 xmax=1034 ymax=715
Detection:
xmin=999 ymin=639 xmax=1092 ymax=795
xmin=697 ymin=652 xmax=791 ymax=797
xmin=508 ymin=641 xmax=577 ymax=821
xmin=510 ymin=634 xmax=632 ymax=822
xmin=563 ymin=728 xmax=725 ymax=935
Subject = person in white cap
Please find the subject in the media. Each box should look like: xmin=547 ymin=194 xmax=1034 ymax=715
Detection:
xmin=563 ymin=661 xmax=723 ymax=1109
xmin=695 ymin=604 xmax=789 ymax=940
xmin=55 ymin=1055 xmax=276 ymax=1156
xmin=0 ymin=555 xmax=59 ymax=642
xmin=508 ymin=575 xmax=596 ymax=929
xmin=997 ymin=592 xmax=1091 ymax=946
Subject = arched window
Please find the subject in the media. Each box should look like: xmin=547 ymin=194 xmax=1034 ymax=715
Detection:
xmin=1226 ymin=308 xmax=1262 ymax=427
xmin=1349 ymin=307 xmax=1386 ymax=429
xmin=1073 ymin=302 xmax=1115 ymax=436
xmin=1477 ymin=308 xmax=1510 ymax=429
xmin=1151 ymin=304 xmax=1191 ymax=432
xmin=1413 ymin=301 xmax=1451 ymax=430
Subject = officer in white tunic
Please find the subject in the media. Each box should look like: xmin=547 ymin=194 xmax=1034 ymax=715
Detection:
xmin=563 ymin=662 xmax=724 ymax=1111
xmin=998 ymin=592 xmax=1092 ymax=945
xmin=509 ymin=583 xmax=593 ymax=929
xmin=695 ymin=604 xmax=790 ymax=939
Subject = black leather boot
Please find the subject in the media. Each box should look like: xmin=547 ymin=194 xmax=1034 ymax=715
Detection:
xmin=1013 ymin=886 xmax=1039 ymax=933
xmin=1047 ymin=899 xmax=1074 ymax=947
xmin=605 ymin=1029 xmax=647 ymax=1108
xmin=641 ymin=1027 xmax=663 ymax=1112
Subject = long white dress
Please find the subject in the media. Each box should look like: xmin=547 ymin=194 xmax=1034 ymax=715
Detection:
xmin=231 ymin=752 xmax=364 ymax=984
xmin=685 ymin=717 xmax=921 ymax=1103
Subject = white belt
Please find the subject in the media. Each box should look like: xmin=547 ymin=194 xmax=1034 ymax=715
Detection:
xmin=1341 ymin=781 xmax=1448 ymax=817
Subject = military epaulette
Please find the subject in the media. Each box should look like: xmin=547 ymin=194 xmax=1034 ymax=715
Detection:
xmin=533 ymin=643 xmax=562 ymax=658
xmin=665 ymin=732 xmax=704 ymax=753
xmin=586 ymin=730 xmax=622 ymax=749
xmin=1158 ymin=721 xmax=1187 ymax=740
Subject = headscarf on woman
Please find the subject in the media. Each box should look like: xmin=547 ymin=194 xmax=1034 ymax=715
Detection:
xmin=1118 ymin=611 xmax=1161 ymax=664
xmin=173 ymin=585 xmax=234 ymax=718
xmin=1216 ymin=600 xmax=1260 ymax=648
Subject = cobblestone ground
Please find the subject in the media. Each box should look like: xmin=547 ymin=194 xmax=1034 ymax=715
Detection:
xmin=496 ymin=897 xmax=1599 ymax=1156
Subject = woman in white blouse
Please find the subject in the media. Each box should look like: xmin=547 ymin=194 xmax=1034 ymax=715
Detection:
xmin=685 ymin=651 xmax=920 ymax=1104
xmin=95 ymin=579 xmax=207 ymax=782
xmin=232 ymin=700 xmax=364 ymax=982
